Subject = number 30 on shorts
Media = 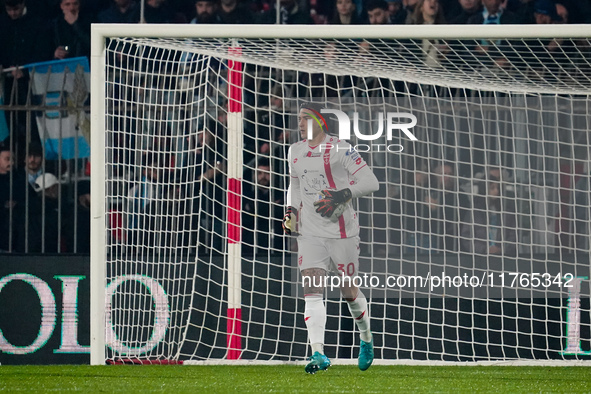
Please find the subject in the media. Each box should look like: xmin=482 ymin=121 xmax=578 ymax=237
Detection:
xmin=337 ymin=263 xmax=356 ymax=276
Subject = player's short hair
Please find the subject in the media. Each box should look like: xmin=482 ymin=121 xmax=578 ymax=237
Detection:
xmin=300 ymin=101 xmax=335 ymax=135
xmin=299 ymin=101 xmax=325 ymax=114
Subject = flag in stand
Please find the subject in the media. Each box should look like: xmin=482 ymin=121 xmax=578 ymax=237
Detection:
xmin=24 ymin=57 xmax=91 ymax=160
xmin=0 ymin=97 xmax=9 ymax=142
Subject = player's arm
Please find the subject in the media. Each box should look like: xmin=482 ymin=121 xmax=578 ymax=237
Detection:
xmin=314 ymin=145 xmax=379 ymax=218
xmin=341 ymin=147 xmax=379 ymax=198
xmin=283 ymin=147 xmax=301 ymax=234
xmin=313 ymin=170 xmax=378 ymax=218
xmin=347 ymin=165 xmax=379 ymax=198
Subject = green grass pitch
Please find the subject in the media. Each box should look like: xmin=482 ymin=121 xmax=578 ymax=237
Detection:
xmin=1 ymin=365 xmax=591 ymax=392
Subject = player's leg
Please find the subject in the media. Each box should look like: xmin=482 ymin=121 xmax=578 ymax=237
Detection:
xmin=302 ymin=267 xmax=327 ymax=356
xmin=330 ymin=237 xmax=374 ymax=371
xmin=344 ymin=287 xmax=374 ymax=371
xmin=298 ymin=236 xmax=331 ymax=374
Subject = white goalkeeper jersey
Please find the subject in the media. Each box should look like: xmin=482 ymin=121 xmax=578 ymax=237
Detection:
xmin=287 ymin=134 xmax=379 ymax=239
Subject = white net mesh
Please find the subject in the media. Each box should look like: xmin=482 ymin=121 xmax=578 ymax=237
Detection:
xmin=99 ymin=30 xmax=591 ymax=363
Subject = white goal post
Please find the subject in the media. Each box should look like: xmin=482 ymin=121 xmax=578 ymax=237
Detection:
xmin=91 ymin=24 xmax=591 ymax=366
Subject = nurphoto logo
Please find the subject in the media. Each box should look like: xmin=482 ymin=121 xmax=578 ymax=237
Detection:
xmin=305 ymin=109 xmax=418 ymax=153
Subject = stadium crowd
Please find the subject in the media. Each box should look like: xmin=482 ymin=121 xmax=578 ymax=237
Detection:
xmin=2 ymin=0 xmax=589 ymax=73
xmin=1 ymin=0 xmax=591 ymax=255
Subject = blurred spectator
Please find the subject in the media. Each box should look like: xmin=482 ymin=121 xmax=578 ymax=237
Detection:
xmin=0 ymin=0 xmax=51 ymax=74
xmin=388 ymin=0 xmax=408 ymax=23
xmin=218 ymin=0 xmax=254 ymax=23
xmin=555 ymin=158 xmax=584 ymax=250
xmin=247 ymin=0 xmax=274 ymax=13
xmin=362 ymin=0 xmax=410 ymax=96
xmin=0 ymin=141 xmax=16 ymax=251
xmin=361 ymin=0 xmax=392 ymax=57
xmin=0 ymin=0 xmax=51 ymax=142
xmin=574 ymin=165 xmax=591 ymax=251
xmin=448 ymin=0 xmax=482 ymax=23
xmin=132 ymin=0 xmax=186 ymax=23
xmin=242 ymin=157 xmax=284 ymax=255
xmin=460 ymin=166 xmax=514 ymax=208
xmin=125 ymin=153 xmax=164 ymax=233
xmin=187 ymin=119 xmax=227 ymax=253
xmin=467 ymin=0 xmax=519 ymax=24
xmin=97 ymin=0 xmax=138 ymax=23
xmin=557 ymin=0 xmax=591 ymax=24
xmin=428 ymin=161 xmax=459 ymax=252
xmin=507 ymin=0 xmax=535 ymax=24
xmin=190 ymin=0 xmax=220 ymax=23
xmin=51 ymin=0 xmax=92 ymax=60
xmin=29 ymin=173 xmax=73 ymax=252
xmin=407 ymin=0 xmax=445 ymax=24
xmin=7 ymin=0 xmax=59 ymax=19
xmin=401 ymin=159 xmax=429 ymax=253
xmin=138 ymin=172 xmax=196 ymax=254
xmin=519 ymin=0 xmax=573 ymax=81
xmin=194 ymin=128 xmax=226 ymax=183
xmin=444 ymin=0 xmax=482 ymax=72
xmin=81 ymin=0 xmax=111 ymax=19
xmin=252 ymin=85 xmax=289 ymax=165
xmin=402 ymin=0 xmax=420 ymax=16
xmin=439 ymin=0 xmax=461 ymax=20
xmin=513 ymin=0 xmax=578 ymax=24
xmin=533 ymin=0 xmax=560 ymax=24
xmin=23 ymin=141 xmax=44 ymax=187
xmin=461 ymin=174 xmax=517 ymax=256
xmin=466 ymin=0 xmax=520 ymax=70
xmin=259 ymin=0 xmax=313 ymax=24
xmin=366 ymin=0 xmax=391 ymax=24
xmin=554 ymin=2 xmax=567 ymax=23
xmin=0 ymin=140 xmax=32 ymax=252
xmin=329 ymin=0 xmax=362 ymax=24
xmin=71 ymin=179 xmax=90 ymax=252
xmin=407 ymin=0 xmax=447 ymax=67
xmin=403 ymin=161 xmax=459 ymax=253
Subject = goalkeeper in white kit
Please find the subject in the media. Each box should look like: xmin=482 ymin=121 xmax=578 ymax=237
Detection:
xmin=283 ymin=102 xmax=379 ymax=374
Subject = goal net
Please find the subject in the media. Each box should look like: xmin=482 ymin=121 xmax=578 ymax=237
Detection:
xmin=91 ymin=25 xmax=591 ymax=364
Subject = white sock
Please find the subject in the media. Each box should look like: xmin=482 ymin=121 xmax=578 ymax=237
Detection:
xmin=304 ymin=294 xmax=326 ymax=354
xmin=346 ymin=290 xmax=372 ymax=343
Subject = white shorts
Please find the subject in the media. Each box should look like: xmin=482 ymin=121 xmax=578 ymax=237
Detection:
xmin=297 ymin=236 xmax=360 ymax=277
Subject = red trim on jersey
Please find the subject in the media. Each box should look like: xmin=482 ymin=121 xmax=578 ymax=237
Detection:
xmin=323 ymin=145 xmax=347 ymax=238
xmin=351 ymin=163 xmax=367 ymax=176
xmin=355 ymin=311 xmax=366 ymax=320
xmin=323 ymin=147 xmax=337 ymax=190
xmin=337 ymin=216 xmax=346 ymax=238
xmin=304 ymin=316 xmax=310 ymax=321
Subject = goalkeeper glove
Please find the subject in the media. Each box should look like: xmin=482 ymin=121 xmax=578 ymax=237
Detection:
xmin=314 ymin=188 xmax=352 ymax=218
xmin=282 ymin=207 xmax=298 ymax=235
